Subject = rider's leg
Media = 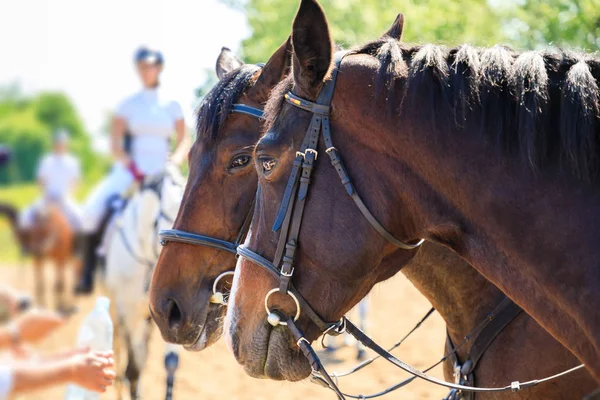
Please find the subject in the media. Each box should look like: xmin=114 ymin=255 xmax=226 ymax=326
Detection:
xmin=76 ymin=164 xmax=133 ymax=294
xmin=17 ymin=201 xmax=39 ymax=254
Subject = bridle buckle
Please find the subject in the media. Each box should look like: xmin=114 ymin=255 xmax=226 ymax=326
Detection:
xmin=280 ymin=267 xmax=295 ymax=277
xmin=305 ymin=148 xmax=318 ymax=160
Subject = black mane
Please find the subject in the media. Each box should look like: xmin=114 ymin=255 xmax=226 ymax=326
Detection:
xmin=196 ymin=64 xmax=261 ymax=142
xmin=353 ymin=39 xmax=600 ymax=181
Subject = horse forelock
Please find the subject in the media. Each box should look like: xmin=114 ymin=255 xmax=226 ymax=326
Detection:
xmin=196 ymin=64 xmax=262 ymax=143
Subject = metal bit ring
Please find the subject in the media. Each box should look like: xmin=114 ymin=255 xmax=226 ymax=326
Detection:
xmin=264 ymin=288 xmax=301 ymax=326
xmin=209 ymin=271 xmax=235 ymax=305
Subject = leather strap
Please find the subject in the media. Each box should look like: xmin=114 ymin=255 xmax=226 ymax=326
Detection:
xmin=445 ymin=297 xmax=523 ymax=400
xmin=287 ymin=318 xmax=346 ymax=400
xmin=159 ymin=229 xmax=238 ymax=254
xmin=231 ymin=103 xmax=264 ymax=119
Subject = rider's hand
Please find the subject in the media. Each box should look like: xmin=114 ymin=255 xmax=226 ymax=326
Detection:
xmin=127 ymin=160 xmax=145 ymax=183
xmin=68 ymin=350 xmax=116 ymax=393
xmin=13 ymin=309 xmax=65 ymax=344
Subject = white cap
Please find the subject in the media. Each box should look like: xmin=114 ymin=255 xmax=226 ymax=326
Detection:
xmin=53 ymin=129 xmax=70 ymax=144
xmin=95 ymin=296 xmax=110 ymax=311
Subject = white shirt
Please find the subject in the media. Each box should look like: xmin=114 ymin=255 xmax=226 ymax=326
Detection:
xmin=0 ymin=365 xmax=13 ymax=400
xmin=116 ymin=88 xmax=183 ymax=175
xmin=37 ymin=153 xmax=81 ymax=199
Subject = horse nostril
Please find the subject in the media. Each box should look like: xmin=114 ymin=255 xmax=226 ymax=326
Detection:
xmin=167 ymin=298 xmax=183 ymax=330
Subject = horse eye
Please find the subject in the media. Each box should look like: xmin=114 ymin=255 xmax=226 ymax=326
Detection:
xmin=262 ymin=159 xmax=277 ymax=174
xmin=230 ymin=155 xmax=251 ymax=169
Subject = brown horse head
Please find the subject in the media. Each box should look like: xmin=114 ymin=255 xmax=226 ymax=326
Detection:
xmin=29 ymin=200 xmax=73 ymax=258
xmin=148 ymin=38 xmax=291 ymax=351
xmin=227 ymin=0 xmax=600 ymax=384
xmin=224 ymin=0 xmax=422 ymax=381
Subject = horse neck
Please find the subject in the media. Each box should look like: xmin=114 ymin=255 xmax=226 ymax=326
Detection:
xmin=401 ymin=242 xmax=506 ymax=344
xmin=382 ymin=101 xmax=600 ymax=378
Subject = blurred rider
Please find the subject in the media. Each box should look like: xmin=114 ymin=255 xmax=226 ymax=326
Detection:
xmin=75 ymin=47 xmax=190 ymax=294
xmin=19 ymin=130 xmax=81 ymax=233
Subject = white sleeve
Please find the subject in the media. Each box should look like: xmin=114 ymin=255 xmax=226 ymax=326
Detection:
xmin=70 ymin=156 xmax=81 ymax=181
xmin=0 ymin=365 xmax=13 ymax=399
xmin=167 ymin=101 xmax=184 ymax=122
xmin=36 ymin=156 xmax=49 ymax=180
xmin=115 ymin=97 xmax=132 ymax=119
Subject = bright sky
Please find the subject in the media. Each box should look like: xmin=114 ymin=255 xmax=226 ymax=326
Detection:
xmin=0 ymin=0 xmax=249 ymax=149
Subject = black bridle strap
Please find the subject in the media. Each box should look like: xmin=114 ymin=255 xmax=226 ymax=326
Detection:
xmin=231 ymin=103 xmax=264 ymax=119
xmin=159 ymin=230 xmax=238 ymax=254
xmin=287 ymin=318 xmax=346 ymax=400
xmin=284 ymin=89 xmax=423 ymax=251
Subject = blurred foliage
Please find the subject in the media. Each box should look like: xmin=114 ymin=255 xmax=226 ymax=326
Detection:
xmin=220 ymin=0 xmax=598 ymax=65
xmin=0 ymin=88 xmax=109 ymax=185
xmin=223 ymin=0 xmax=507 ymax=65
xmin=501 ymin=0 xmax=599 ymax=51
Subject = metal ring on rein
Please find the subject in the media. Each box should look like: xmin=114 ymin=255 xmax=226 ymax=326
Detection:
xmin=264 ymin=289 xmax=301 ymax=326
xmin=209 ymin=271 xmax=235 ymax=305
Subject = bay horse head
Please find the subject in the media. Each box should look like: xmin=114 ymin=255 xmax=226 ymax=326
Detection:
xmin=227 ymin=0 xmax=600 ymax=384
xmin=225 ymin=0 xmax=422 ymax=381
xmin=148 ymin=38 xmax=291 ymax=350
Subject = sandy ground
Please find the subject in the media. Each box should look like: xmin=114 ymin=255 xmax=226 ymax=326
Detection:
xmin=2 ymin=263 xmax=448 ymax=400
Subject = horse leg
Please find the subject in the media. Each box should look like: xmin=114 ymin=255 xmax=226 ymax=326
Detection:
xmin=356 ymin=298 xmax=368 ymax=361
xmin=54 ymin=259 xmax=66 ymax=312
xmin=164 ymin=344 xmax=180 ymax=400
xmin=125 ymin=343 xmax=141 ymax=400
xmin=128 ymin=317 xmax=154 ymax=400
xmin=33 ymin=257 xmax=45 ymax=308
xmin=110 ymin=303 xmax=125 ymax=400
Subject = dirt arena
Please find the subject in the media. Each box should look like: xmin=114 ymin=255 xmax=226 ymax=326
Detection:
xmin=3 ymin=264 xmax=448 ymax=400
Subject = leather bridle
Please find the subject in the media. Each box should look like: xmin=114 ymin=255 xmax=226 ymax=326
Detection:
xmin=159 ymin=102 xmax=262 ymax=305
xmin=236 ymin=53 xmax=585 ymax=399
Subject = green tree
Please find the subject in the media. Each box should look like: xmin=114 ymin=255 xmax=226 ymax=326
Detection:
xmin=0 ymin=89 xmax=108 ymax=184
xmin=222 ymin=0 xmax=508 ymax=64
xmin=504 ymin=0 xmax=599 ymax=51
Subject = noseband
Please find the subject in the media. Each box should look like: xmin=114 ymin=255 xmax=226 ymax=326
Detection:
xmin=159 ymin=102 xmax=262 ymax=306
xmin=236 ymin=53 xmax=584 ymax=399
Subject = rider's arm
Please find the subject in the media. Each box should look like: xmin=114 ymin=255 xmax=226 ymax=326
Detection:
xmin=36 ymin=156 xmax=48 ymax=190
xmin=110 ymin=115 xmax=130 ymax=165
xmin=170 ymin=118 xmax=190 ymax=167
xmin=9 ymin=350 xmax=115 ymax=395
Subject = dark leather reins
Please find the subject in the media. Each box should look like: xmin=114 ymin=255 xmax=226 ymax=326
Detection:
xmin=236 ymin=53 xmax=585 ymax=399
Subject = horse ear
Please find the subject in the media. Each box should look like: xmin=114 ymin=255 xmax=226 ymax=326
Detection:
xmin=216 ymin=47 xmax=244 ymax=80
xmin=291 ymin=0 xmax=333 ymax=97
xmin=382 ymin=13 xmax=405 ymax=41
xmin=248 ymin=36 xmax=292 ymax=103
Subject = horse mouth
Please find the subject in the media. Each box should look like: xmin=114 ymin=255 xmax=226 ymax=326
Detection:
xmin=183 ymin=324 xmax=207 ymax=351
xmin=183 ymin=304 xmax=225 ymax=352
xmin=232 ymin=320 xmax=311 ymax=381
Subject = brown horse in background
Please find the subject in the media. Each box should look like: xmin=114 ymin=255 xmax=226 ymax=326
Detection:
xmin=226 ymin=0 xmax=600 ymax=391
xmin=149 ymin=18 xmax=595 ymax=399
xmin=0 ymin=202 xmax=29 ymax=253
xmin=27 ymin=201 xmax=77 ymax=313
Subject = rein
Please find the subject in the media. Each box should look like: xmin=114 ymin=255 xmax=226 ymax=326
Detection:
xmin=158 ymin=101 xmax=263 ymax=305
xmin=236 ymin=53 xmax=585 ymax=399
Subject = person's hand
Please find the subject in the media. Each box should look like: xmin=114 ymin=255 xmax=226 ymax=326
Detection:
xmin=68 ymin=351 xmax=116 ymax=393
xmin=14 ymin=309 xmax=65 ymax=344
xmin=126 ymin=160 xmax=145 ymax=182
xmin=0 ymin=286 xmax=24 ymax=317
